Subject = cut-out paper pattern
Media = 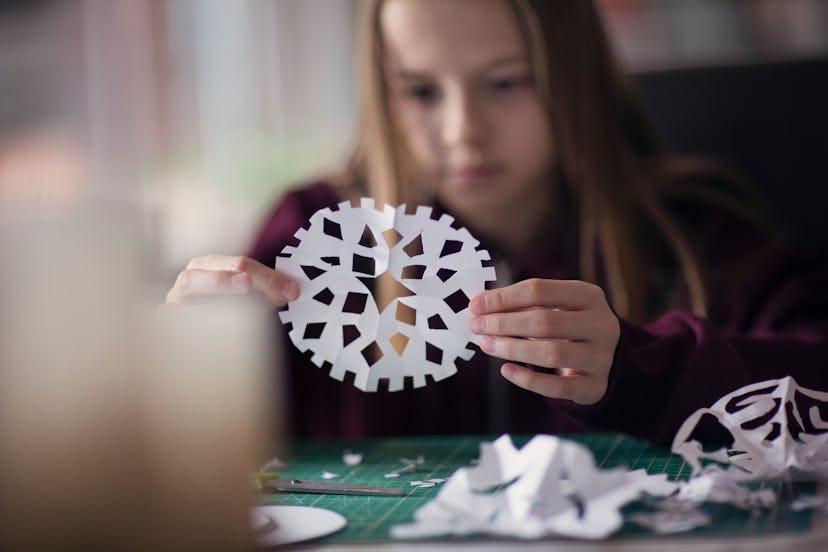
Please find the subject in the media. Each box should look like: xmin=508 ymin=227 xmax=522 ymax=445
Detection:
xmin=671 ymin=376 xmax=828 ymax=481
xmin=276 ymin=198 xmax=496 ymax=392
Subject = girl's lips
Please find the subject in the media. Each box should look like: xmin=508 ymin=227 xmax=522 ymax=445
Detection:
xmin=448 ymin=164 xmax=502 ymax=184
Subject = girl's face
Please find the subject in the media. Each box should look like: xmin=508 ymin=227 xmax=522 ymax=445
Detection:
xmin=381 ymin=0 xmax=556 ymax=220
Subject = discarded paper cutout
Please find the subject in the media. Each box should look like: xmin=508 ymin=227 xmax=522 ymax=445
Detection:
xmin=672 ymin=376 xmax=828 ymax=481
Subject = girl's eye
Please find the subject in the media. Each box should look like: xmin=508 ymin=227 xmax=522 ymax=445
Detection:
xmin=489 ymin=76 xmax=531 ymax=92
xmin=404 ymin=84 xmax=438 ymax=103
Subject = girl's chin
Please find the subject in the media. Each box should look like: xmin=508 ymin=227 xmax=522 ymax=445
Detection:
xmin=438 ymin=177 xmax=503 ymax=198
xmin=444 ymin=170 xmax=504 ymax=191
xmin=437 ymin=188 xmax=511 ymax=216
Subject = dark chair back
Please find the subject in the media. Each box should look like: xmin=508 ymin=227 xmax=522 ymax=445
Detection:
xmin=635 ymin=57 xmax=828 ymax=252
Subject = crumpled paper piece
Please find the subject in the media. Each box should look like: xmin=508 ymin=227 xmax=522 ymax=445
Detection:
xmin=275 ymin=198 xmax=496 ymax=392
xmin=675 ymin=466 xmax=777 ymax=509
xmin=390 ymin=434 xmax=676 ymax=540
xmin=671 ymin=376 xmax=828 ymax=481
xmin=627 ymin=503 xmax=711 ymax=534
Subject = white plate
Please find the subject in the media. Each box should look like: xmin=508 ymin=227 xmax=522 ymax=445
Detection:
xmin=251 ymin=505 xmax=347 ymax=546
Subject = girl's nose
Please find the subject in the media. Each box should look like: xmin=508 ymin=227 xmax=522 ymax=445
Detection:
xmin=440 ymin=89 xmax=484 ymax=148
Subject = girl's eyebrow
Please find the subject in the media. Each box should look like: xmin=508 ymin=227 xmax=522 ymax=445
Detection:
xmin=393 ymin=55 xmax=529 ymax=80
xmin=483 ymin=55 xmax=530 ymax=70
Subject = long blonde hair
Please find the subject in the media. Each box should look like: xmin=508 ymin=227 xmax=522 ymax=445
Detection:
xmin=345 ymin=0 xmax=760 ymax=323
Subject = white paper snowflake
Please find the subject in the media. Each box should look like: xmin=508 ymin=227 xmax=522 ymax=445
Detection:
xmin=275 ymin=198 xmax=496 ymax=392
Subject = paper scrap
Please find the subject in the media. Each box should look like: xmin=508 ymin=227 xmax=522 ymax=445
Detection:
xmin=628 ymin=506 xmax=711 ymax=534
xmin=790 ymin=494 xmax=828 ymax=512
xmin=385 ymin=465 xmax=416 ymax=477
xmin=259 ymin=455 xmax=286 ymax=472
xmin=675 ymin=466 xmax=776 ymax=509
xmin=411 ymin=481 xmax=437 ymax=488
xmin=390 ymin=434 xmax=676 ymax=540
xmin=672 ymin=376 xmax=828 ymax=481
xmin=384 ymin=455 xmax=425 ymax=478
xmin=343 ymin=450 xmax=363 ymax=466
xmin=276 ymin=198 xmax=496 ymax=392
xmin=321 ymin=471 xmax=340 ymax=480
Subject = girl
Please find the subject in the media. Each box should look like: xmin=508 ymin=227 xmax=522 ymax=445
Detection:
xmin=165 ymin=0 xmax=828 ymax=444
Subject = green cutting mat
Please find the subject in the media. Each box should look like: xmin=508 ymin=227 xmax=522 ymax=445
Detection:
xmin=258 ymin=433 xmax=814 ymax=544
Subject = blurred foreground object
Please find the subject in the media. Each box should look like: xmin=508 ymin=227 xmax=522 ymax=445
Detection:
xmin=150 ymin=296 xmax=276 ymax=551
xmin=0 ymin=128 xmax=90 ymax=213
xmin=0 ymin=198 xmax=275 ymax=550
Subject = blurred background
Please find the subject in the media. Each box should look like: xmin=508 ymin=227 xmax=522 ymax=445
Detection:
xmin=2 ymin=0 xmax=826 ymax=284
xmin=601 ymin=0 xmax=828 ymax=69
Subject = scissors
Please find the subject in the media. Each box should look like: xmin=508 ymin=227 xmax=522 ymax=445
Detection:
xmin=263 ymin=478 xmax=405 ymax=497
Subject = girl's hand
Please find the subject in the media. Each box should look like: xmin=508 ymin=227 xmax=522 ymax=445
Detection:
xmin=165 ymin=255 xmax=299 ymax=307
xmin=468 ymin=278 xmax=620 ymax=405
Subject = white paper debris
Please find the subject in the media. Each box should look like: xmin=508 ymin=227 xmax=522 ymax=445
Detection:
xmin=259 ymin=455 xmax=286 ymax=472
xmin=384 ymin=455 xmax=426 ymax=478
xmin=790 ymin=494 xmax=828 ymax=512
xmin=672 ymin=376 xmax=828 ymax=481
xmin=342 ymin=450 xmax=363 ymax=466
xmin=628 ymin=506 xmax=711 ymax=534
xmin=385 ymin=465 xmax=416 ymax=477
xmin=390 ymin=435 xmax=677 ymax=540
xmin=276 ymin=198 xmax=496 ymax=392
xmin=675 ymin=467 xmax=776 ymax=509
xmin=411 ymin=481 xmax=437 ymax=488
xmin=386 ymin=378 xmax=828 ymax=540
xmin=321 ymin=471 xmax=340 ymax=480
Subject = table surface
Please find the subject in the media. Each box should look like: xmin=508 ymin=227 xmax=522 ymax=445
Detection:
xmin=259 ymin=433 xmax=827 ymax=550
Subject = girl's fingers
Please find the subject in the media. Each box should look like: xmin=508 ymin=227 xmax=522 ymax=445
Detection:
xmin=469 ymin=308 xmax=599 ymax=340
xmin=241 ymin=263 xmax=299 ymax=305
xmin=169 ymin=256 xmax=299 ymax=306
xmin=187 ymin=256 xmax=287 ymax=295
xmin=186 ymin=255 xmax=229 ymax=270
xmin=469 ymin=278 xmax=607 ymax=315
xmin=499 ymin=363 xmax=605 ymax=405
xmin=470 ymin=278 xmax=619 ymax=406
xmin=166 ymin=269 xmax=252 ymax=303
xmin=479 ymin=336 xmax=607 ymax=373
